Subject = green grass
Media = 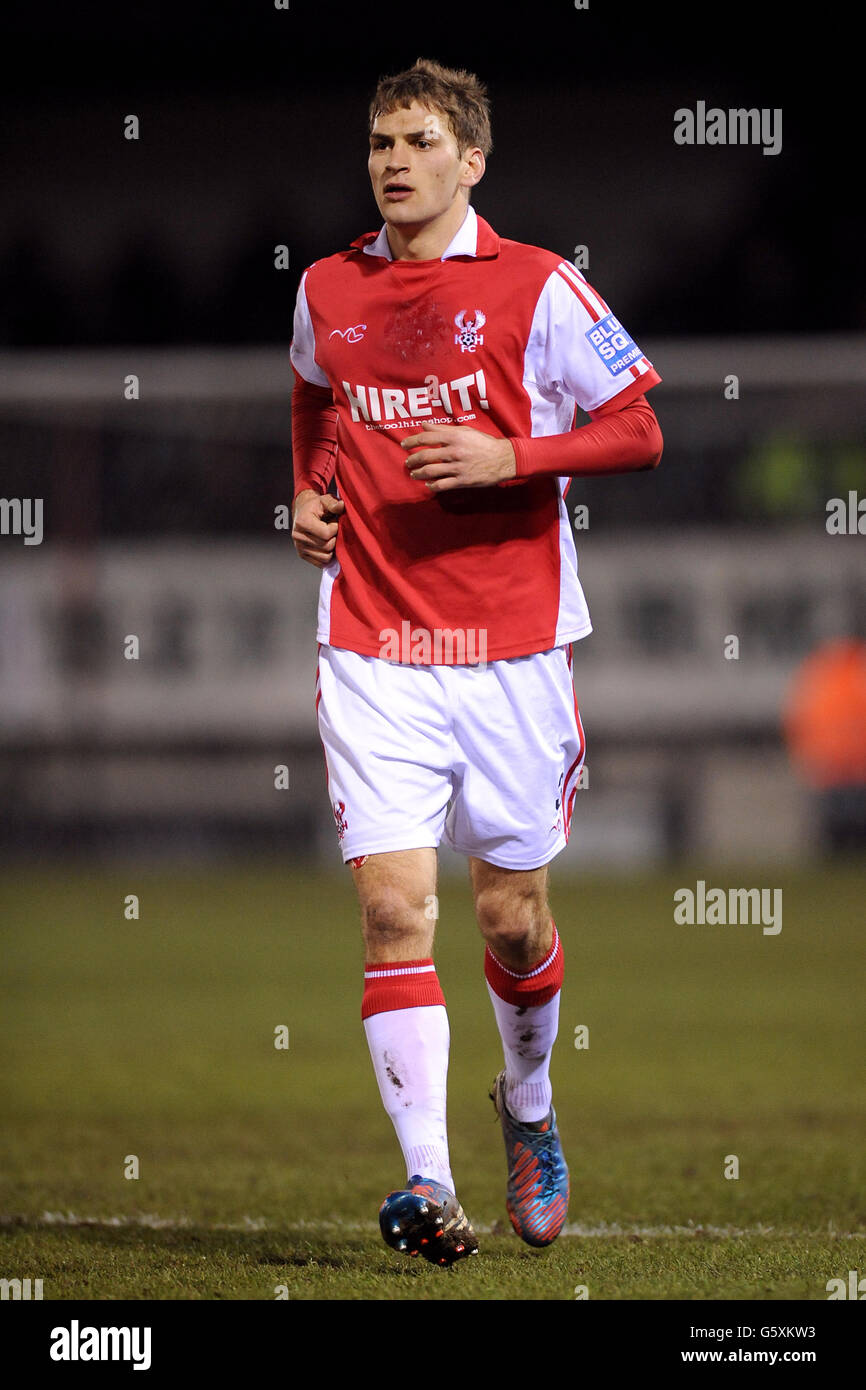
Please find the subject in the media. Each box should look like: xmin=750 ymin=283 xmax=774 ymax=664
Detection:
xmin=1 ymin=861 xmax=864 ymax=1299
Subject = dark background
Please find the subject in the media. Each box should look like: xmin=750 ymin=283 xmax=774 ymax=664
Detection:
xmin=1 ymin=0 xmax=855 ymax=349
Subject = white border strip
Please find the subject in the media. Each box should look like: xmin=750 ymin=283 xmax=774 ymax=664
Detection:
xmin=10 ymin=1211 xmax=863 ymax=1240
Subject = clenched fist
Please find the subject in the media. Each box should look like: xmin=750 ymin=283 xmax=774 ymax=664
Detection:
xmin=292 ymin=490 xmax=345 ymax=568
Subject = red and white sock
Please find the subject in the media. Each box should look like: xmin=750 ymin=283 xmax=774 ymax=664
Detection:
xmin=485 ymin=922 xmax=564 ymax=1124
xmin=362 ymin=958 xmax=453 ymax=1191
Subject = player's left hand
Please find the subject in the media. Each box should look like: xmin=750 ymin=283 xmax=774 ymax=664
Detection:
xmin=401 ymin=423 xmax=517 ymax=492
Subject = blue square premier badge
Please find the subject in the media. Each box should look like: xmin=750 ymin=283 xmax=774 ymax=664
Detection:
xmin=585 ymin=314 xmax=643 ymax=376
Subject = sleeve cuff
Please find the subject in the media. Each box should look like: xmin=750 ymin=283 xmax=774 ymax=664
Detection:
xmin=588 ymin=367 xmax=662 ymax=419
xmin=509 ymin=436 xmax=532 ymax=481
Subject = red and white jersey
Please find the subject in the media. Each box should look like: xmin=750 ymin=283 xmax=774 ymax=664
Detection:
xmin=290 ymin=204 xmax=661 ymax=663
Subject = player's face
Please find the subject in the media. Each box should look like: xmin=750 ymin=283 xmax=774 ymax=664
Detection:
xmin=368 ymin=101 xmax=477 ymax=229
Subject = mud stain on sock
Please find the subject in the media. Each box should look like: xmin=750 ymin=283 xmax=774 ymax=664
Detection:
xmin=383 ymin=1050 xmax=404 ymax=1090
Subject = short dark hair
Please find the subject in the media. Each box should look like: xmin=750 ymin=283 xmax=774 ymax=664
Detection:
xmin=369 ymin=57 xmax=492 ymax=158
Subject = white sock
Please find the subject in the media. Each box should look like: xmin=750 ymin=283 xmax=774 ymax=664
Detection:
xmin=486 ymin=982 xmax=561 ymax=1123
xmin=364 ymin=1004 xmax=454 ymax=1190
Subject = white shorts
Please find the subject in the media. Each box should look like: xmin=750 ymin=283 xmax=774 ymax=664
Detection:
xmin=314 ymin=643 xmax=586 ymax=871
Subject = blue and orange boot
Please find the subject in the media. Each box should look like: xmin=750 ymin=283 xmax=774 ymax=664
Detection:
xmin=379 ymin=1175 xmax=479 ymax=1267
xmin=490 ymin=1070 xmax=569 ymax=1247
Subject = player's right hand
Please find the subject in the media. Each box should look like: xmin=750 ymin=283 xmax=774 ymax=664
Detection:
xmin=291 ymin=490 xmax=346 ymax=568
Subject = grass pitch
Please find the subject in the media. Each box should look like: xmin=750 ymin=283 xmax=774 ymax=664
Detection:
xmin=1 ymin=860 xmax=864 ymax=1300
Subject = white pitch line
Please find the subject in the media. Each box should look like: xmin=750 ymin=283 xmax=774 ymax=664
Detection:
xmin=3 ymin=1212 xmax=861 ymax=1240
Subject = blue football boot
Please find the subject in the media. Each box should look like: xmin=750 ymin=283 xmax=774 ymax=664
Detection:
xmin=490 ymin=1070 xmax=569 ymax=1246
xmin=379 ymin=1175 xmax=479 ymax=1267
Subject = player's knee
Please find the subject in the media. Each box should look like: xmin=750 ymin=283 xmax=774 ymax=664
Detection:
xmin=474 ymin=881 xmax=548 ymax=952
xmin=361 ymin=890 xmax=426 ymax=950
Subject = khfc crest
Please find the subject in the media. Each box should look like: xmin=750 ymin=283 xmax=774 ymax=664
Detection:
xmin=454 ymin=309 xmax=486 ymax=352
xmin=332 ymin=799 xmax=348 ymax=841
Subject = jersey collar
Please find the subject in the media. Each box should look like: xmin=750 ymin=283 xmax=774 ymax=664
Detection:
xmin=350 ymin=204 xmax=500 ymax=261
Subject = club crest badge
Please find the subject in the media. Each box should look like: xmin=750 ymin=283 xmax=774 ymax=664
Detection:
xmin=332 ymin=799 xmax=348 ymax=840
xmin=454 ymin=309 xmax=486 ymax=352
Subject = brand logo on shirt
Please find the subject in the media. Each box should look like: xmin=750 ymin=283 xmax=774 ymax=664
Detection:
xmin=329 ymin=324 xmax=367 ymax=343
xmin=585 ymin=315 xmax=642 ymax=376
xmin=454 ymin=309 xmax=486 ymax=352
xmin=341 ymin=370 xmax=489 ymax=423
